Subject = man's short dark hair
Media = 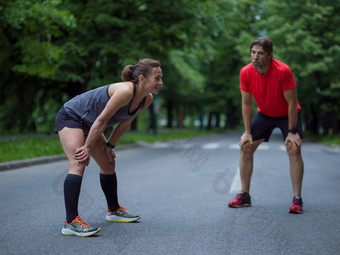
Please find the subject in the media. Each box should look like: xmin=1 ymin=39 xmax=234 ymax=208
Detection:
xmin=249 ymin=37 xmax=273 ymax=54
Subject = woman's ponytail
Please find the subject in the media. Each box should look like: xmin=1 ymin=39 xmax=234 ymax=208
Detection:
xmin=121 ymin=65 xmax=135 ymax=82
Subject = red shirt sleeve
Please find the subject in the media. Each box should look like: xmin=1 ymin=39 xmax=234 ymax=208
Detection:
xmin=239 ymin=67 xmax=250 ymax=92
xmin=280 ymin=66 xmax=297 ymax=91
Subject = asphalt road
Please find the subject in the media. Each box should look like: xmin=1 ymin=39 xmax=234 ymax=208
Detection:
xmin=1 ymin=131 xmax=339 ymax=255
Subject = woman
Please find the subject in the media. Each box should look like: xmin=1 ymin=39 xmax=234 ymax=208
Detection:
xmin=55 ymin=58 xmax=163 ymax=237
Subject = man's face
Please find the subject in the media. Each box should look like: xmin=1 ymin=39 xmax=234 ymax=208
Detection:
xmin=251 ymin=45 xmax=272 ymax=70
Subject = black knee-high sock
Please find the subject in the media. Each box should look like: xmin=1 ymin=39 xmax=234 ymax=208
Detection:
xmin=100 ymin=173 xmax=119 ymax=212
xmin=64 ymin=174 xmax=82 ymax=223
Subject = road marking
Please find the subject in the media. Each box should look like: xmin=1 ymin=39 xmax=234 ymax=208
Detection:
xmin=279 ymin=145 xmax=286 ymax=151
xmin=258 ymin=144 xmax=269 ymax=150
xmin=229 ymin=143 xmax=269 ymax=150
xmin=202 ymin=143 xmax=220 ymax=149
xmin=136 ymin=141 xmax=168 ymax=148
xmin=229 ymin=143 xmax=239 ymax=150
xmin=229 ymin=143 xmax=280 ymax=151
xmin=229 ymin=167 xmax=241 ymax=193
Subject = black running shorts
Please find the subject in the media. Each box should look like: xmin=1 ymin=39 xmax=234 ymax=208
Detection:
xmin=251 ymin=112 xmax=303 ymax=142
xmin=55 ymin=106 xmax=90 ymax=135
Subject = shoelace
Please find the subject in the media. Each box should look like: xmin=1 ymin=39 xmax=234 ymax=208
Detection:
xmin=74 ymin=216 xmax=89 ymax=228
xmin=109 ymin=206 xmax=128 ymax=214
xmin=119 ymin=206 xmax=128 ymax=213
xmin=293 ymin=199 xmax=302 ymax=206
xmin=237 ymin=193 xmax=247 ymax=199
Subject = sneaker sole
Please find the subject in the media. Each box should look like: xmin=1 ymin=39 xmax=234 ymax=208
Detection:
xmin=289 ymin=210 xmax=303 ymax=214
xmin=228 ymin=204 xmax=251 ymax=208
xmin=106 ymin=215 xmax=141 ymax=223
xmin=61 ymin=228 xmax=100 ymax=237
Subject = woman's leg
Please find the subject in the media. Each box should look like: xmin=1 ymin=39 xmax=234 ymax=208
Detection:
xmin=59 ymin=127 xmax=87 ymax=176
xmin=58 ymin=127 xmax=87 ymax=222
xmin=90 ymin=135 xmax=119 ymax=212
xmin=91 ymin=135 xmax=140 ymax=222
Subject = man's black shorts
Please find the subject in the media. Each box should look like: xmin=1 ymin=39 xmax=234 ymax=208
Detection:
xmin=251 ymin=112 xmax=303 ymax=142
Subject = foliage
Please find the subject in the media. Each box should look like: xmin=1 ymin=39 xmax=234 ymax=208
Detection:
xmin=0 ymin=0 xmax=75 ymax=132
xmin=0 ymin=0 xmax=339 ymax=135
xmin=255 ymin=0 xmax=340 ymax=134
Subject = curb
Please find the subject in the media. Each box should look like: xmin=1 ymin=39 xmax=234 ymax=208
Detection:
xmin=322 ymin=144 xmax=340 ymax=154
xmin=0 ymin=154 xmax=67 ymax=172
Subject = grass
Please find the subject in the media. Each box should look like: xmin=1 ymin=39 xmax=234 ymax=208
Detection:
xmin=305 ymin=133 xmax=340 ymax=146
xmin=0 ymin=137 xmax=64 ymax=163
xmin=0 ymin=129 xmax=220 ymax=163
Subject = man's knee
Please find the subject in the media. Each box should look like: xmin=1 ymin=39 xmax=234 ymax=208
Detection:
xmin=241 ymin=142 xmax=256 ymax=155
xmin=286 ymin=142 xmax=301 ymax=157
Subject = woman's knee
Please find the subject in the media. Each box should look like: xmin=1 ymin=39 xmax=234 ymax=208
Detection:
xmin=68 ymin=160 xmax=86 ymax=176
xmin=98 ymin=160 xmax=116 ymax=174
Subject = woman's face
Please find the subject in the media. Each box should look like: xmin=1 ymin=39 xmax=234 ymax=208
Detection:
xmin=144 ymin=67 xmax=163 ymax=94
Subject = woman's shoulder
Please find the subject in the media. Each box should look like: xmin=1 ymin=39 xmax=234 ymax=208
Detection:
xmin=108 ymin=81 xmax=134 ymax=97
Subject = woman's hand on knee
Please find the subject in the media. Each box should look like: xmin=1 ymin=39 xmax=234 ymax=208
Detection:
xmin=75 ymin=146 xmax=90 ymax=165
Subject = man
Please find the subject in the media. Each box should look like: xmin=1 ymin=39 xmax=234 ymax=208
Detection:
xmin=228 ymin=37 xmax=304 ymax=213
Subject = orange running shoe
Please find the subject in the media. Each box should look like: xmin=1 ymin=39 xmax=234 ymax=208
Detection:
xmin=106 ymin=206 xmax=141 ymax=222
xmin=61 ymin=216 xmax=100 ymax=237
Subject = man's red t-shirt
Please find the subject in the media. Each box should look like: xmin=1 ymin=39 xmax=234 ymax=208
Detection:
xmin=239 ymin=59 xmax=301 ymax=117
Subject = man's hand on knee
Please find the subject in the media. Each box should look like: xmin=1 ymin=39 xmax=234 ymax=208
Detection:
xmin=285 ymin=133 xmax=302 ymax=149
xmin=239 ymin=132 xmax=254 ymax=150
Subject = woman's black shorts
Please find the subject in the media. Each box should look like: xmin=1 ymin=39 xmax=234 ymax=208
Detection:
xmin=55 ymin=106 xmax=90 ymax=135
xmin=251 ymin=112 xmax=303 ymax=142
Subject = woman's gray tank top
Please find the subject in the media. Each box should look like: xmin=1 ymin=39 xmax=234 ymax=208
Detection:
xmin=63 ymin=83 xmax=146 ymax=129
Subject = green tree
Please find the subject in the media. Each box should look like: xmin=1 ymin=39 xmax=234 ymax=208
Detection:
xmin=58 ymin=0 xmax=220 ymax=130
xmin=0 ymin=0 xmax=223 ymax=133
xmin=200 ymin=0 xmax=262 ymax=129
xmin=258 ymin=0 xmax=340 ymax=134
xmin=2 ymin=0 xmax=338 ymax=136
xmin=0 ymin=0 xmax=75 ymax=133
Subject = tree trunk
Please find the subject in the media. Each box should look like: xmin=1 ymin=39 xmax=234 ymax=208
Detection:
xmin=149 ymin=105 xmax=154 ymax=130
xmin=207 ymin=112 xmax=213 ymax=130
xmin=178 ymin=105 xmax=184 ymax=129
xmin=215 ymin=112 xmax=220 ymax=128
xmin=166 ymin=101 xmax=173 ymax=128
xmin=225 ymin=106 xmax=240 ymax=128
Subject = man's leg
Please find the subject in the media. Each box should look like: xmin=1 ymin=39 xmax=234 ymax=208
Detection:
xmin=286 ymin=142 xmax=304 ymax=213
xmin=228 ymin=139 xmax=263 ymax=208
xmin=228 ymin=112 xmax=273 ymax=208
xmin=240 ymin=139 xmax=264 ymax=193
xmin=286 ymin=142 xmax=304 ymax=196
